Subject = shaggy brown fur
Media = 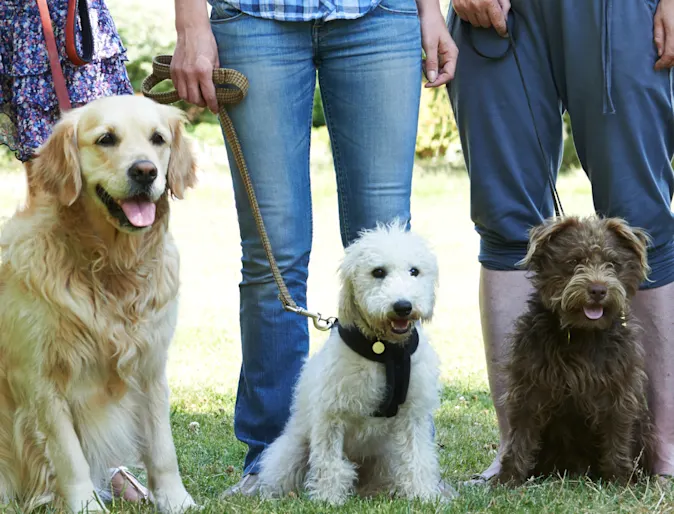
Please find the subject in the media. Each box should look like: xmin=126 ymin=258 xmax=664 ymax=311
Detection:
xmin=495 ymin=216 xmax=655 ymax=485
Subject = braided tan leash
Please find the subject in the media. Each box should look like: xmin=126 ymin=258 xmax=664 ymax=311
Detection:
xmin=142 ymin=55 xmax=335 ymax=331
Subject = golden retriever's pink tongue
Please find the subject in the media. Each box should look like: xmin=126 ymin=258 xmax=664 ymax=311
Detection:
xmin=120 ymin=200 xmax=156 ymax=227
xmin=583 ymin=305 xmax=604 ymax=320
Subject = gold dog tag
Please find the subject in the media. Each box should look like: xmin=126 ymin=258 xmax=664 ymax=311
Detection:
xmin=372 ymin=341 xmax=385 ymax=354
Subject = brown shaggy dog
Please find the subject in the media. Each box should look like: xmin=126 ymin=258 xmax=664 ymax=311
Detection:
xmin=495 ymin=216 xmax=654 ymax=486
xmin=0 ymin=96 xmax=197 ymax=512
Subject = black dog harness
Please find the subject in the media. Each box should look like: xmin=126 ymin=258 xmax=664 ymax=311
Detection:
xmin=337 ymin=322 xmax=419 ymax=418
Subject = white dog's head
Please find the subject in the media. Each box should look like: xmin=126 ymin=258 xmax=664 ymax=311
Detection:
xmin=338 ymin=220 xmax=439 ymax=342
xmin=29 ymin=95 xmax=196 ymax=233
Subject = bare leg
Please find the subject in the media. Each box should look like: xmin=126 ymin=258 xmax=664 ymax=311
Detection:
xmin=474 ymin=268 xmax=533 ymax=481
xmin=631 ymin=282 xmax=674 ymax=476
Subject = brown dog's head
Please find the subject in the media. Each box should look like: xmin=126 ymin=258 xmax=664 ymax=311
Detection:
xmin=29 ymin=95 xmax=197 ymax=233
xmin=520 ymin=216 xmax=650 ymax=330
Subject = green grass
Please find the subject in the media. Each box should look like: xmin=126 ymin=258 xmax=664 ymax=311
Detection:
xmin=0 ymin=129 xmax=672 ymax=513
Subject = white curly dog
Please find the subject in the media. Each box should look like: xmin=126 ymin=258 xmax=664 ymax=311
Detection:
xmin=258 ymin=221 xmax=445 ymax=505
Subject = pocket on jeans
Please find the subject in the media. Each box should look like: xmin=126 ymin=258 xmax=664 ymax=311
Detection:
xmin=377 ymin=0 xmax=418 ymax=16
xmin=210 ymin=0 xmax=245 ymax=23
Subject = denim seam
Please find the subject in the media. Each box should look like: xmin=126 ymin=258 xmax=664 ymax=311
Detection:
xmin=307 ymin=72 xmax=317 ymax=255
xmin=376 ymin=4 xmax=417 ymax=15
xmin=318 ymin=73 xmax=351 ymax=242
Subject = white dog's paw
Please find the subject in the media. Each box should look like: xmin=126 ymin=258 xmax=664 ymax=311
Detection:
xmin=153 ymin=487 xmax=197 ymax=513
xmin=307 ymin=487 xmax=349 ymax=506
xmin=306 ymin=461 xmax=356 ymax=505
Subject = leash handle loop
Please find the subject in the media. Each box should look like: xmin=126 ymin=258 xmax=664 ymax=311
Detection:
xmin=142 ymin=56 xmax=335 ymax=331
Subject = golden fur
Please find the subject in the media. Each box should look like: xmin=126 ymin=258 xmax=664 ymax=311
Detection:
xmin=0 ymin=95 xmax=197 ymax=513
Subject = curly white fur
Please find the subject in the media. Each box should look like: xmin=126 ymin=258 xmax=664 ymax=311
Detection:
xmin=258 ymin=221 xmax=444 ymax=505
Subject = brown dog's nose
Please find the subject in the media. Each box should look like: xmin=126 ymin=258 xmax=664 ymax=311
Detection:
xmin=588 ymin=283 xmax=608 ymax=302
xmin=128 ymin=160 xmax=158 ymax=186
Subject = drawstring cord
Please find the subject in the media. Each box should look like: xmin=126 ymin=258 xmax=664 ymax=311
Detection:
xmin=601 ymin=0 xmax=616 ymax=115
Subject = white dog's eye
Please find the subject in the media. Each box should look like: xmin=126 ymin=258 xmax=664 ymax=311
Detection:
xmin=96 ymin=132 xmax=117 ymax=147
xmin=410 ymin=267 xmax=420 ymax=277
xmin=150 ymin=131 xmax=166 ymax=146
xmin=371 ymin=267 xmax=387 ymax=279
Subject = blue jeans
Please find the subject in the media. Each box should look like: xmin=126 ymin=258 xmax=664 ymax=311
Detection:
xmin=446 ymin=0 xmax=674 ymax=288
xmin=209 ymin=0 xmax=422 ymax=474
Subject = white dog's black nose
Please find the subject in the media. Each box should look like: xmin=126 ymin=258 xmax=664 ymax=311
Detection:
xmin=128 ymin=160 xmax=158 ymax=186
xmin=393 ymin=300 xmax=413 ymax=317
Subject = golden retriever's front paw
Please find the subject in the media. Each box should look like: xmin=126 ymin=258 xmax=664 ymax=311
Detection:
xmin=153 ymin=487 xmax=197 ymax=513
xmin=67 ymin=487 xmax=108 ymax=513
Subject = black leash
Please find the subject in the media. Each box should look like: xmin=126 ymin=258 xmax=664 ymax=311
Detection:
xmin=464 ymin=12 xmax=565 ymax=218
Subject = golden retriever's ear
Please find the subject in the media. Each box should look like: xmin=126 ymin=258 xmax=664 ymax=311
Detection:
xmin=166 ymin=107 xmax=197 ymax=199
xmin=30 ymin=114 xmax=82 ymax=206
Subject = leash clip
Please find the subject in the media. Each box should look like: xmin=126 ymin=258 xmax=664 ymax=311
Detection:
xmin=283 ymin=303 xmax=337 ymax=331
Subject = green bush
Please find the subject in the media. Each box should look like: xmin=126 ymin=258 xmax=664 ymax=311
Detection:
xmin=313 ymin=86 xmax=326 ymax=128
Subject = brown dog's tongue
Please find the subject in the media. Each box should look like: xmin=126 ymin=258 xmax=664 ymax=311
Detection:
xmin=120 ymin=200 xmax=156 ymax=227
xmin=583 ymin=305 xmax=604 ymax=320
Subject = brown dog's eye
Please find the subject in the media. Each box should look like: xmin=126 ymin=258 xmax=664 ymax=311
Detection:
xmin=96 ymin=132 xmax=117 ymax=147
xmin=150 ymin=132 xmax=166 ymax=146
xmin=410 ymin=268 xmax=420 ymax=277
xmin=568 ymin=259 xmax=578 ymax=267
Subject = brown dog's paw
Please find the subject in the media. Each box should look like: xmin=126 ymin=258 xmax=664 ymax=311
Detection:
xmin=492 ymin=469 xmax=526 ymax=487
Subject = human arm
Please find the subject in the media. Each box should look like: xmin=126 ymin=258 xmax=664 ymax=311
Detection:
xmin=172 ymin=0 xmax=220 ymax=112
xmin=416 ymin=0 xmax=459 ymax=87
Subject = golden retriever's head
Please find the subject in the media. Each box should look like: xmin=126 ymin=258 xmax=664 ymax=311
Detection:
xmin=30 ymin=95 xmax=197 ymax=233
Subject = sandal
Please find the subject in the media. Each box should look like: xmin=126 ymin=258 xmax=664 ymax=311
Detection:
xmin=97 ymin=467 xmax=152 ymax=504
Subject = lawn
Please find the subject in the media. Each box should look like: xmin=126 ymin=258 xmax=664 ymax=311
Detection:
xmin=0 ymin=127 xmax=671 ymax=513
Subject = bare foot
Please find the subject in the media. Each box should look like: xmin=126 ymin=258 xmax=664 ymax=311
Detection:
xmin=463 ymin=448 xmax=503 ymax=486
xmin=109 ymin=467 xmax=150 ymax=503
xmin=652 ymin=439 xmax=674 ymax=477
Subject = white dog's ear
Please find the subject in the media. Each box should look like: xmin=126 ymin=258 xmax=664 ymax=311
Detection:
xmin=29 ymin=113 xmax=82 ymax=206
xmin=165 ymin=106 xmax=197 ymax=199
xmin=338 ymin=257 xmax=359 ymax=324
xmin=338 ymin=275 xmax=358 ymax=325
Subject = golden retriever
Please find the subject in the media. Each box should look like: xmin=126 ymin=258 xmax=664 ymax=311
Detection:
xmin=0 ymin=95 xmax=197 ymax=513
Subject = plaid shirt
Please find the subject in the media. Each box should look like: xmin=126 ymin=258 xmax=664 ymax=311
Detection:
xmin=221 ymin=0 xmax=382 ymax=22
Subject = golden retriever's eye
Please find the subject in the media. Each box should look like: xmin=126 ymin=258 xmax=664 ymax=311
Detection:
xmin=410 ymin=267 xmax=420 ymax=277
xmin=150 ymin=132 xmax=166 ymax=146
xmin=372 ymin=267 xmax=387 ymax=279
xmin=96 ymin=132 xmax=117 ymax=147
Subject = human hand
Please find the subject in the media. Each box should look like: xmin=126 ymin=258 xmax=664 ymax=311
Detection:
xmin=171 ymin=21 xmax=220 ymax=113
xmin=654 ymin=0 xmax=674 ymax=70
xmin=452 ymin=0 xmax=510 ymax=37
xmin=420 ymin=7 xmax=459 ymax=87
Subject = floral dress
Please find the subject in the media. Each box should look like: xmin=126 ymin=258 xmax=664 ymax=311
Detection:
xmin=0 ymin=0 xmax=133 ymax=161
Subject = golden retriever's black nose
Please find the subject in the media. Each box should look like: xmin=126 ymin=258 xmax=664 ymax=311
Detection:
xmin=393 ymin=300 xmax=413 ymax=317
xmin=128 ymin=160 xmax=158 ymax=186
